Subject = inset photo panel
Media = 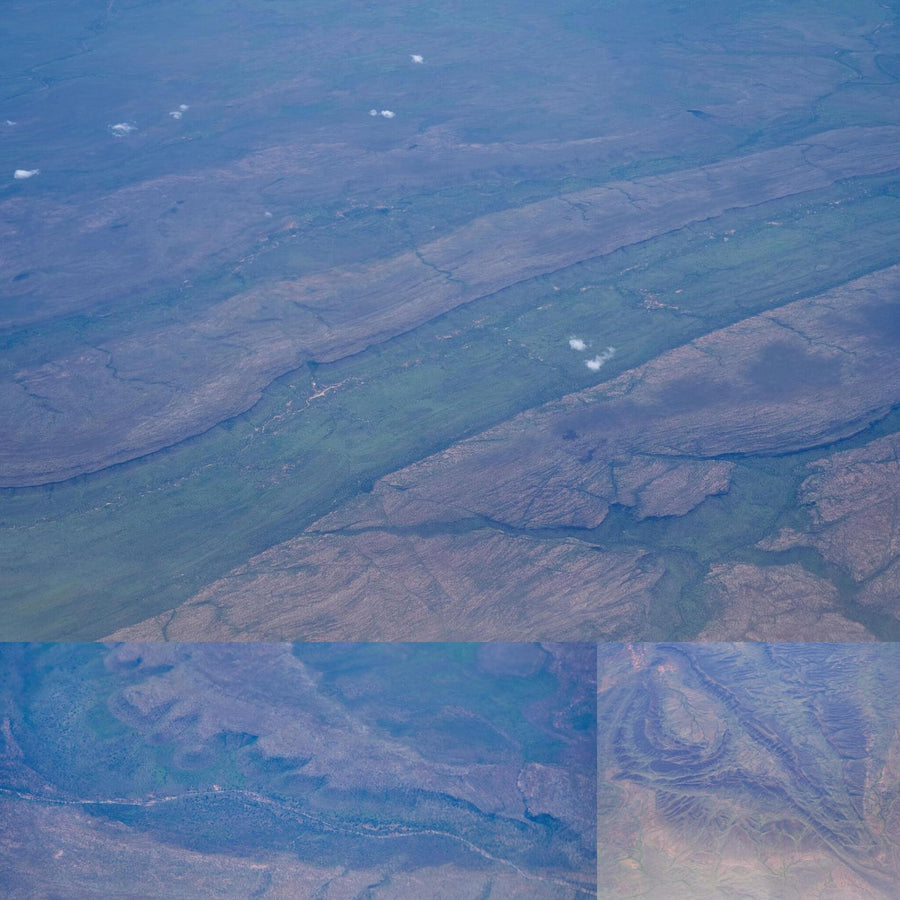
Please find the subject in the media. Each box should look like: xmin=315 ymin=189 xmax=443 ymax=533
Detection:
xmin=0 ymin=641 xmax=597 ymax=898
xmin=597 ymin=642 xmax=900 ymax=899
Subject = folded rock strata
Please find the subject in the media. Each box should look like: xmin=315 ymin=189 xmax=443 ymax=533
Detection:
xmin=5 ymin=126 xmax=900 ymax=485
xmin=108 ymin=265 xmax=900 ymax=641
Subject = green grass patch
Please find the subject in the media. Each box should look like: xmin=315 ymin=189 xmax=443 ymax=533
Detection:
xmin=3 ymin=175 xmax=900 ymax=638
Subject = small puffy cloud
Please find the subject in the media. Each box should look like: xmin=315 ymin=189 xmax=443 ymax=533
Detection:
xmin=109 ymin=122 xmax=137 ymax=137
xmin=169 ymin=110 xmax=182 ymax=119
xmin=380 ymin=109 xmax=395 ymax=119
xmin=410 ymin=54 xmax=424 ymax=64
xmin=369 ymin=109 xmax=378 ymax=116
xmin=568 ymin=337 xmax=587 ymax=352
xmin=13 ymin=168 xmax=39 ymax=179
xmin=178 ymin=104 xmax=189 ymax=111
xmin=585 ymin=347 xmax=616 ymax=371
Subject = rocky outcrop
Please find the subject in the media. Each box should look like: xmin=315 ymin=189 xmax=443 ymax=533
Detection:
xmin=107 ymin=267 xmax=900 ymax=641
xmin=6 ymin=127 xmax=900 ymax=486
xmin=698 ymin=563 xmax=876 ymax=642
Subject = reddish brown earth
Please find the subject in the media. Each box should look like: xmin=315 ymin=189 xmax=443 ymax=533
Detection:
xmin=757 ymin=431 xmax=900 ymax=625
xmin=5 ymin=126 xmax=900 ymax=486
xmin=108 ymin=265 xmax=900 ymax=641
xmin=698 ymin=563 xmax=875 ymax=642
xmin=596 ymin=643 xmax=900 ymax=899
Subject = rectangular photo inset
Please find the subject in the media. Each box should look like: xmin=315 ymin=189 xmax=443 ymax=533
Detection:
xmin=597 ymin=642 xmax=900 ymax=899
xmin=0 ymin=642 xmax=596 ymax=898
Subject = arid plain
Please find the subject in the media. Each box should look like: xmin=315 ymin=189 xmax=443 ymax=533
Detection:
xmin=3 ymin=0 xmax=900 ymax=641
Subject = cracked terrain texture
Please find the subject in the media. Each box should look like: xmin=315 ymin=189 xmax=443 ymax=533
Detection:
xmin=0 ymin=642 xmax=597 ymax=898
xmin=596 ymin=643 xmax=900 ymax=899
xmin=3 ymin=0 xmax=900 ymax=639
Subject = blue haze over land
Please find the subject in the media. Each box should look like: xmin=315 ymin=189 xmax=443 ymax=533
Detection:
xmin=1 ymin=1 xmax=899 ymax=642
xmin=0 ymin=642 xmax=597 ymax=898
xmin=597 ymin=643 xmax=900 ymax=898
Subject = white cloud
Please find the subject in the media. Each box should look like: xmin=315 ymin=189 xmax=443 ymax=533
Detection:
xmin=380 ymin=110 xmax=395 ymax=119
xmin=369 ymin=109 xmax=378 ymax=116
xmin=109 ymin=122 xmax=137 ymax=137
xmin=169 ymin=110 xmax=183 ymax=119
xmin=178 ymin=104 xmax=189 ymax=111
xmin=585 ymin=347 xmax=616 ymax=371
xmin=568 ymin=337 xmax=587 ymax=352
xmin=410 ymin=54 xmax=424 ymax=64
xmin=13 ymin=168 xmax=39 ymax=180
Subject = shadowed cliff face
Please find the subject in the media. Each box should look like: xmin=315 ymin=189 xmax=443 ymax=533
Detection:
xmin=0 ymin=642 xmax=597 ymax=899
xmin=597 ymin=643 xmax=900 ymax=900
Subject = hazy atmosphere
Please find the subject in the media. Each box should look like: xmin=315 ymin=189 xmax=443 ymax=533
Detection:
xmin=0 ymin=642 xmax=597 ymax=898
xmin=2 ymin=0 xmax=899 ymax=641
xmin=3 ymin=3 xmax=900 ymax=894
xmin=597 ymin=643 xmax=900 ymax=899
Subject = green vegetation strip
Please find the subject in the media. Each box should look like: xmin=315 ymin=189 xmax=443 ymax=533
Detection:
xmin=2 ymin=174 xmax=900 ymax=638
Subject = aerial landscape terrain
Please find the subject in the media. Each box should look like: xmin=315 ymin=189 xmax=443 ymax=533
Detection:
xmin=0 ymin=641 xmax=597 ymax=897
xmin=597 ymin=642 xmax=900 ymax=899
xmin=2 ymin=0 xmax=900 ymax=640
